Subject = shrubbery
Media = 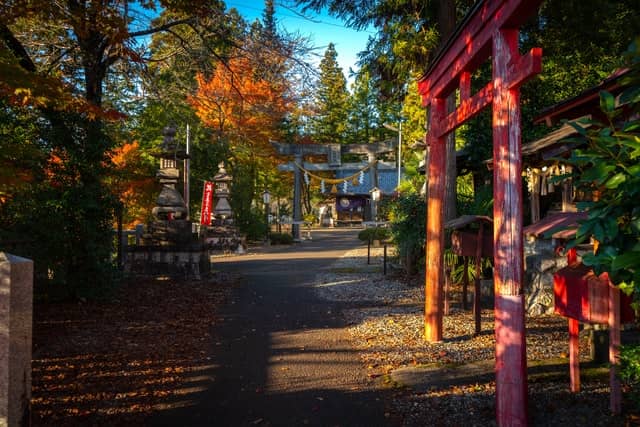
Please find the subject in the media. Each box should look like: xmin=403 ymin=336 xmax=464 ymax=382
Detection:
xmin=269 ymin=232 xmax=293 ymax=245
xmin=387 ymin=192 xmax=426 ymax=274
xmin=357 ymin=227 xmax=391 ymax=242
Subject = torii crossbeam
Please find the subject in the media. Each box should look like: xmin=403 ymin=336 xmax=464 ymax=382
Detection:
xmin=417 ymin=0 xmax=542 ymax=425
xmin=271 ymin=141 xmax=395 ymax=240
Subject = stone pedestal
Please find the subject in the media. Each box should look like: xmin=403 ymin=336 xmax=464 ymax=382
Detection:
xmin=0 ymin=253 xmax=33 ymax=427
xmin=144 ymin=220 xmax=194 ymax=246
xmin=124 ymin=244 xmax=210 ymax=280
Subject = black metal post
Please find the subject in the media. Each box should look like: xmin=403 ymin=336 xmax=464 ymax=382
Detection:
xmin=116 ymin=205 xmax=123 ymax=268
xmin=265 ymin=203 xmax=270 ymax=245
xmin=383 ymin=244 xmax=387 ymax=275
xmin=367 ymin=237 xmax=371 ymax=265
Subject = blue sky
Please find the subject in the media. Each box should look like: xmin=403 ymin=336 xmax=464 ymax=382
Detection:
xmin=225 ymin=1 xmax=375 ymax=81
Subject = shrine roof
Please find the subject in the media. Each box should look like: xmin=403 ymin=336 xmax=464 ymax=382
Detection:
xmin=521 ymin=120 xmax=589 ymax=156
xmin=523 ymin=211 xmax=588 ymax=239
xmin=534 ymin=68 xmax=630 ymax=126
xmin=335 ymin=168 xmax=399 ymax=196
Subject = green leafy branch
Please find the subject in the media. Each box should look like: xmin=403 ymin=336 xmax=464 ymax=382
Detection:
xmin=564 ymin=37 xmax=640 ymax=296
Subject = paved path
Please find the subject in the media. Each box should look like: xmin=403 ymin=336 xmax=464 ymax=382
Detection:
xmin=153 ymin=228 xmax=393 ymax=426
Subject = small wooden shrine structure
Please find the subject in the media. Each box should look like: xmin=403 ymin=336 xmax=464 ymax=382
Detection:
xmin=445 ymin=215 xmax=493 ymax=335
xmin=417 ymin=0 xmax=543 ymax=423
xmin=554 ymin=249 xmax=635 ymax=413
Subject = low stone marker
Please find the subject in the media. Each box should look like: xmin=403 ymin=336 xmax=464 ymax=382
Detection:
xmin=0 ymin=252 xmax=33 ymax=427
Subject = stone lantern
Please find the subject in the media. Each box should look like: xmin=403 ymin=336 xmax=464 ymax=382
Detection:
xmin=145 ymin=125 xmax=192 ymax=245
xmin=212 ymin=162 xmax=233 ymax=224
xmin=200 ymin=162 xmax=246 ymax=254
xmin=152 ymin=125 xmax=188 ymax=221
xmin=125 ymin=124 xmax=210 ymax=279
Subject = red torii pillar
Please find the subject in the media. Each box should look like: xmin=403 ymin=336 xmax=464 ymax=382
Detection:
xmin=418 ymin=1 xmax=542 ymax=425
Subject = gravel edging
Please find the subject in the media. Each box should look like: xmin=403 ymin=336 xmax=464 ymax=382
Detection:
xmin=313 ymin=246 xmax=630 ymax=426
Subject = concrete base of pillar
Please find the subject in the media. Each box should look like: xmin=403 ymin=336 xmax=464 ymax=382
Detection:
xmin=0 ymin=252 xmax=33 ymax=427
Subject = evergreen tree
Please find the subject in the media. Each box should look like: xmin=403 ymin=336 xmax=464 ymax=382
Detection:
xmin=346 ymin=69 xmax=378 ymax=143
xmin=262 ymin=0 xmax=277 ymax=41
xmin=312 ymin=43 xmax=349 ymax=143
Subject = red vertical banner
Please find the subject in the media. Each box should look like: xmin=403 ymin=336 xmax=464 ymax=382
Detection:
xmin=200 ymin=181 xmax=213 ymax=226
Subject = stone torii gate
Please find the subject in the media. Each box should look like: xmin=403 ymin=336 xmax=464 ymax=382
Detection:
xmin=417 ymin=0 xmax=542 ymax=425
xmin=272 ymin=141 xmax=395 ymax=240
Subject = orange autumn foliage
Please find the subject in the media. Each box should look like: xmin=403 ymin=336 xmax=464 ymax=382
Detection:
xmin=43 ymin=150 xmax=73 ymax=186
xmin=108 ymin=141 xmax=156 ymax=228
xmin=189 ymin=56 xmax=290 ymax=152
xmin=0 ymin=48 xmax=125 ymax=121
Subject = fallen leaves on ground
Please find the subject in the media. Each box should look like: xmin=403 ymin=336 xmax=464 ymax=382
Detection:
xmin=31 ymin=273 xmax=237 ymax=426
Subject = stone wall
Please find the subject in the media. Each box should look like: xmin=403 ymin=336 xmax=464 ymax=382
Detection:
xmin=124 ymin=245 xmax=210 ymax=280
xmin=523 ymin=237 xmax=567 ymax=316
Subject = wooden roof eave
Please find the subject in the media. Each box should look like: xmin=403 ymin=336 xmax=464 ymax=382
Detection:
xmin=444 ymin=214 xmax=493 ymax=230
xmin=521 ymin=119 xmax=591 ymax=156
xmin=534 ymin=68 xmax=631 ymax=126
xmin=483 ymin=119 xmax=591 ymax=170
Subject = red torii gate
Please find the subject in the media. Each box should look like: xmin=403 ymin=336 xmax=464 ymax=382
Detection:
xmin=417 ymin=0 xmax=542 ymax=424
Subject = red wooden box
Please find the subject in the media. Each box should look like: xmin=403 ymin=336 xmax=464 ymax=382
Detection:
xmin=450 ymin=229 xmax=494 ymax=258
xmin=554 ymin=263 xmax=634 ymax=324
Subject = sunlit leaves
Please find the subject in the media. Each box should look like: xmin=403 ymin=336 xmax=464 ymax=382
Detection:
xmin=600 ymin=90 xmax=616 ymax=113
xmin=107 ymin=141 xmax=156 ymax=228
xmin=189 ymin=56 xmax=290 ymax=151
xmin=565 ymin=45 xmax=640 ymax=295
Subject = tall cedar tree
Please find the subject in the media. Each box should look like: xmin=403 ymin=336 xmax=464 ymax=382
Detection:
xmin=347 ymin=69 xmax=378 ymax=144
xmin=312 ymin=43 xmax=349 ymax=144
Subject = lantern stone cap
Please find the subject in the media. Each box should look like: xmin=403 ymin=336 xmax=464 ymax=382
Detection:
xmin=150 ymin=124 xmax=188 ymax=160
xmin=157 ymin=168 xmax=180 ymax=179
xmin=213 ymin=162 xmax=232 ymax=182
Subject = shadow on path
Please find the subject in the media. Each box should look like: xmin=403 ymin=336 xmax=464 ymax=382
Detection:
xmin=151 ymin=229 xmax=396 ymax=426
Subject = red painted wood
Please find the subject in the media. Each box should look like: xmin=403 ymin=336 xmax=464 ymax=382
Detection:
xmin=474 ymin=223 xmax=484 ymax=335
xmin=439 ymin=83 xmax=493 ymax=138
xmin=553 ymin=263 xmax=605 ymax=323
xmin=425 ymin=97 xmax=447 ymax=342
xmin=569 ymin=318 xmax=580 ymax=392
xmin=508 ymin=48 xmax=543 ymax=90
xmin=463 ymin=257 xmax=469 ymax=311
xmin=553 ymin=265 xmax=635 ymax=324
xmin=418 ymin=0 xmax=543 ymax=104
xmin=450 ymin=228 xmax=494 ymax=257
xmin=418 ymin=2 xmax=543 ymax=424
xmin=494 ymin=294 xmax=528 ymax=425
xmin=609 ymin=279 xmax=621 ymax=414
xmin=493 ymin=28 xmax=528 ymax=426
xmin=460 ymin=71 xmax=472 ymax=101
xmin=418 ymin=1 xmax=500 ymax=101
